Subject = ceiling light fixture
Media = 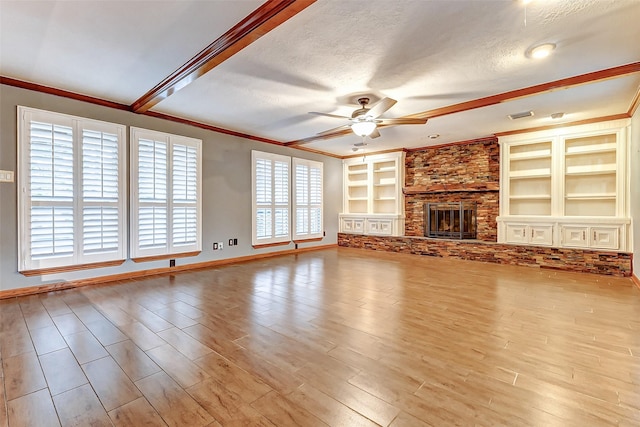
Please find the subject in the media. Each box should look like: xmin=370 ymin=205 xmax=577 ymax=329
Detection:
xmin=528 ymin=43 xmax=556 ymax=59
xmin=351 ymin=120 xmax=377 ymax=137
xmin=508 ymin=110 xmax=534 ymax=120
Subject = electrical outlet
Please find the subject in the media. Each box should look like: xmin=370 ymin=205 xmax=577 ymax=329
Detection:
xmin=0 ymin=170 xmax=14 ymax=183
xmin=228 ymin=238 xmax=233 ymax=247
xmin=213 ymin=242 xmax=218 ymax=250
xmin=218 ymin=242 xmax=223 ymax=250
xmin=233 ymin=238 xmax=238 ymax=245
xmin=169 ymin=259 xmax=175 ymax=267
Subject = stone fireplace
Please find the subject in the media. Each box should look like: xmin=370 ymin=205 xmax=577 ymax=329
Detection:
xmin=425 ymin=202 xmax=477 ymax=239
xmin=403 ymin=138 xmax=500 ymax=242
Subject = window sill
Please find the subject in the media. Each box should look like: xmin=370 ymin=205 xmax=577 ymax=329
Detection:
xmin=252 ymin=241 xmax=292 ymax=249
xmin=20 ymin=259 xmax=126 ymax=276
xmin=293 ymin=237 xmax=324 ymax=244
xmin=132 ymin=251 xmax=201 ymax=263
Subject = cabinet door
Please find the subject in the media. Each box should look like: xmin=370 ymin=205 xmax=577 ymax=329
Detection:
xmin=504 ymin=223 xmax=529 ymax=244
xmin=341 ymin=218 xmax=365 ymax=234
xmin=367 ymin=219 xmax=393 ymax=236
xmin=529 ymin=225 xmax=553 ymax=246
xmin=590 ymin=226 xmax=619 ymax=250
xmin=561 ymin=226 xmax=588 ymax=247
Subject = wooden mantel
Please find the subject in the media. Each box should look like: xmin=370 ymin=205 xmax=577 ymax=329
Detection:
xmin=403 ymin=182 xmax=499 ymax=195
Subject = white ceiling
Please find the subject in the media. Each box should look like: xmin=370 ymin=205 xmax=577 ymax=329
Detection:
xmin=1 ymin=0 xmax=639 ymax=157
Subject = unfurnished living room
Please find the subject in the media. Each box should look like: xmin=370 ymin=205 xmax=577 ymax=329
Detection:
xmin=1 ymin=1 xmax=640 ymax=426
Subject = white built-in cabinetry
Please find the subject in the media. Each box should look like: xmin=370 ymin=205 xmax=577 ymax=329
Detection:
xmin=340 ymin=151 xmax=405 ymax=236
xmin=497 ymin=119 xmax=630 ymax=251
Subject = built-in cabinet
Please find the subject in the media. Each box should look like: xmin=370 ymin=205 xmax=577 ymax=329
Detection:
xmin=340 ymin=152 xmax=405 ymax=236
xmin=497 ymin=119 xmax=630 ymax=251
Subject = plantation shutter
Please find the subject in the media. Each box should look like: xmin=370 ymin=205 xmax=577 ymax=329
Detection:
xmin=292 ymin=158 xmax=323 ymax=240
xmin=18 ymin=107 xmax=126 ymax=272
xmin=130 ymin=128 xmax=202 ymax=259
xmin=252 ymin=151 xmax=291 ymax=245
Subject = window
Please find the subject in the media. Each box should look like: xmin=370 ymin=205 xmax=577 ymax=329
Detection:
xmin=251 ymin=151 xmax=323 ymax=246
xmin=17 ymin=107 xmax=126 ymax=272
xmin=293 ymin=158 xmax=323 ymax=240
xmin=130 ymin=128 xmax=202 ymax=259
xmin=252 ymin=151 xmax=291 ymax=246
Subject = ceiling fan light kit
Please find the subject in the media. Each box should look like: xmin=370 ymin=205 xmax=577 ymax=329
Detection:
xmin=351 ymin=120 xmax=377 ymax=137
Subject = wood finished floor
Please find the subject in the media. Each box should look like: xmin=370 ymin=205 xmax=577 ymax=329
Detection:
xmin=1 ymin=247 xmax=640 ymax=426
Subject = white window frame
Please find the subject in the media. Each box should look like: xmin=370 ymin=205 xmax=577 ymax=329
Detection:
xmin=293 ymin=158 xmax=323 ymax=240
xmin=17 ymin=106 xmax=127 ymax=271
xmin=130 ymin=127 xmax=202 ymax=259
xmin=251 ymin=150 xmax=292 ymax=246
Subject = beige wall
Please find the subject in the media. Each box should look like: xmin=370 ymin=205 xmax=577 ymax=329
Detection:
xmin=0 ymin=84 xmax=342 ymax=292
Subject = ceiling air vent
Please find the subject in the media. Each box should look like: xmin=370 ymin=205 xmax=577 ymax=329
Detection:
xmin=507 ymin=111 xmax=534 ymax=120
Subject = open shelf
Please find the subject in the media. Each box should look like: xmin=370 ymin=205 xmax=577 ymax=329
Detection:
xmin=509 ymin=170 xmax=551 ymax=179
xmin=565 ymin=165 xmax=616 ymax=175
xmin=509 ymin=195 xmax=551 ymax=200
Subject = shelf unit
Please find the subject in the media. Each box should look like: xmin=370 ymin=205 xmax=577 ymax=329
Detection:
xmin=340 ymin=152 xmax=405 ymax=236
xmin=497 ymin=119 xmax=630 ymax=251
xmin=507 ymin=140 xmax=552 ymax=216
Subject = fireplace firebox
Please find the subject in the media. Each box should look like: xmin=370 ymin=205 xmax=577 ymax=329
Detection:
xmin=425 ymin=202 xmax=477 ymax=239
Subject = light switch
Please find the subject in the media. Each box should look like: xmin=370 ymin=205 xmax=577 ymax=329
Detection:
xmin=0 ymin=170 xmax=15 ymax=183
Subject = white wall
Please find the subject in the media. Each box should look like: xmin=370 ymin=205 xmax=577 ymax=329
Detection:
xmin=630 ymin=102 xmax=640 ymax=274
xmin=0 ymin=84 xmax=342 ymax=292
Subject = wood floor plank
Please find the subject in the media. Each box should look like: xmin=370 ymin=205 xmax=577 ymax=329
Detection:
xmin=29 ymin=325 xmax=67 ymax=355
xmin=51 ymin=313 xmax=87 ymax=336
xmin=39 ymin=348 xmax=88 ymax=396
xmin=135 ymin=372 xmax=214 ymax=427
xmin=63 ymin=330 xmax=109 ymax=364
xmin=106 ymin=340 xmax=161 ymax=382
xmin=3 ymin=352 xmax=46 ymax=401
xmin=157 ymin=327 xmax=213 ymax=361
xmin=6 ymin=389 xmax=60 ymax=427
xmin=193 ymin=352 xmax=272 ymax=403
xmin=186 ymin=378 xmax=275 ymax=426
xmin=146 ymin=344 xmax=210 ymax=388
xmin=250 ymin=390 xmax=328 ymax=427
xmin=108 ymin=397 xmax=168 ymax=427
xmin=117 ymin=321 xmax=166 ymax=351
xmin=83 ymin=319 xmax=128 ymax=347
xmin=53 ymin=383 xmax=111 ymax=427
xmin=82 ymin=356 xmax=142 ymax=411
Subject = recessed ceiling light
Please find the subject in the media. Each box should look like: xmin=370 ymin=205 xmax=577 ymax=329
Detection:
xmin=550 ymin=112 xmax=564 ymax=119
xmin=428 ymin=134 xmax=440 ymax=139
xmin=528 ymin=43 xmax=556 ymax=59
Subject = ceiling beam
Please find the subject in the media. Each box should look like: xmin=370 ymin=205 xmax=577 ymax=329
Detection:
xmin=131 ymin=0 xmax=317 ymax=113
xmin=287 ymin=62 xmax=640 ymax=146
xmin=407 ymin=62 xmax=640 ymax=120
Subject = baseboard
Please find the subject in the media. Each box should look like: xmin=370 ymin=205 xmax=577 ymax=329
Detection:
xmin=632 ymin=273 xmax=640 ymax=291
xmin=0 ymin=243 xmax=337 ymax=300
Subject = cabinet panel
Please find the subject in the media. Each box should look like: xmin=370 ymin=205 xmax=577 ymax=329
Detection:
xmin=340 ymin=218 xmax=365 ymax=234
xmin=591 ymin=226 xmax=619 ymax=250
xmin=367 ymin=219 xmax=393 ymax=236
xmin=504 ymin=224 xmax=529 ymax=244
xmin=504 ymin=223 xmax=552 ymax=245
xmin=561 ymin=226 xmax=588 ymax=247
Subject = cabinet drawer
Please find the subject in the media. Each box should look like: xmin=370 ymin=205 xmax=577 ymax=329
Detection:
xmin=561 ymin=226 xmax=588 ymax=247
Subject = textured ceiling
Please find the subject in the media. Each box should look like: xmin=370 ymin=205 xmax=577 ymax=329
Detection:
xmin=1 ymin=0 xmax=639 ymax=157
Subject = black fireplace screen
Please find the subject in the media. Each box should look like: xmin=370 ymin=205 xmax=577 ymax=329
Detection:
xmin=425 ymin=202 xmax=477 ymax=239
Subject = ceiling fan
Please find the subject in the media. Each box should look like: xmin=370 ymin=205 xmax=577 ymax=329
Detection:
xmin=310 ymin=97 xmax=427 ymax=139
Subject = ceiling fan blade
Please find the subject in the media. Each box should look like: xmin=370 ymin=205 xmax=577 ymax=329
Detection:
xmin=309 ymin=111 xmax=351 ymax=120
xmin=366 ymin=97 xmax=397 ymax=118
xmin=377 ymin=117 xmax=427 ymax=125
xmin=316 ymin=124 xmax=351 ymax=136
xmin=369 ymin=128 xmax=381 ymax=139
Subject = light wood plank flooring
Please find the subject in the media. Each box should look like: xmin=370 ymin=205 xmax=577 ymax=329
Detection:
xmin=1 ymin=247 xmax=640 ymax=426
